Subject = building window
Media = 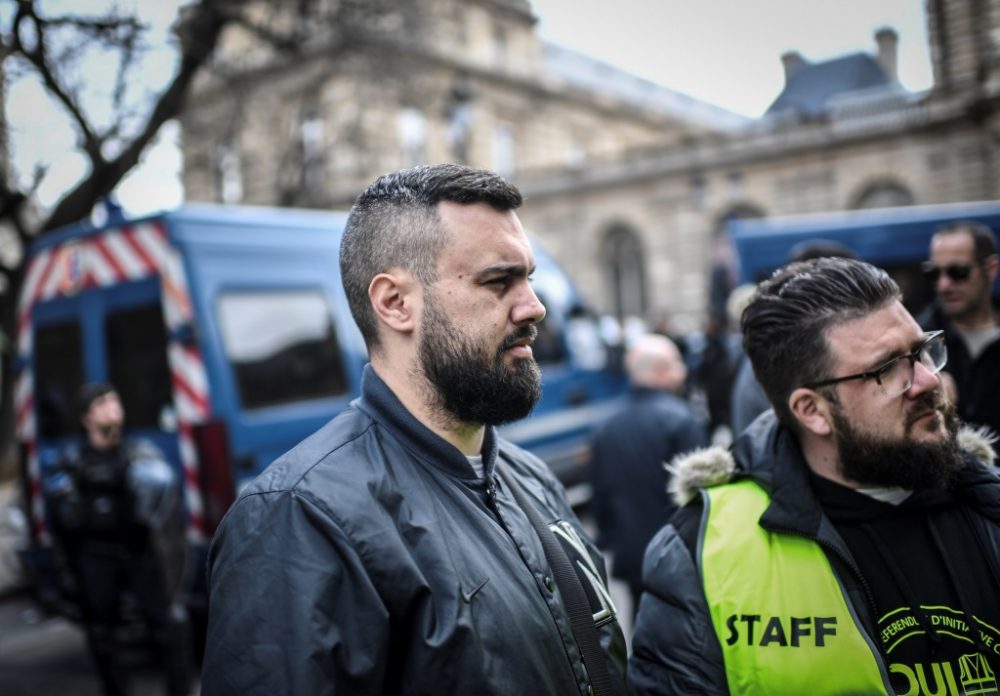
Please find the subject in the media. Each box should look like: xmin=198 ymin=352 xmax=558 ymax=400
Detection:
xmin=397 ymin=106 xmax=427 ymax=167
xmin=491 ymin=124 xmax=516 ymax=176
xmin=728 ymin=170 xmax=744 ymax=199
xmin=299 ymin=106 xmax=327 ymax=193
xmin=852 ymin=181 xmax=914 ymax=209
xmin=493 ymin=26 xmax=507 ymax=67
xmin=690 ymin=175 xmax=708 ymax=209
xmin=601 ymin=225 xmax=647 ymax=320
xmin=567 ymin=139 xmax=586 ymax=169
xmin=216 ymin=139 xmax=243 ymax=204
xmin=445 ymin=78 xmax=475 ymax=164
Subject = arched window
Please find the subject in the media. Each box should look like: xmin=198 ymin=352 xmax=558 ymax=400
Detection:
xmin=215 ymin=139 xmax=243 ymax=204
xmin=601 ymin=225 xmax=646 ymax=320
xmin=397 ymin=106 xmax=427 ymax=167
xmin=852 ymin=182 xmax=914 ymax=209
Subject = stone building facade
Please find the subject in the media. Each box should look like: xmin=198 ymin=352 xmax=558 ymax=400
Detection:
xmin=180 ymin=0 xmax=1000 ymax=331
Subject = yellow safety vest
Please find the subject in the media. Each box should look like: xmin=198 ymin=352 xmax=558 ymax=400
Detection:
xmin=701 ymin=479 xmax=892 ymax=695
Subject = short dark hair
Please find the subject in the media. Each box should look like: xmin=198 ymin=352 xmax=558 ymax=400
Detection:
xmin=340 ymin=164 xmax=523 ymax=352
xmin=933 ymin=220 xmax=998 ymax=260
xmin=741 ymin=257 xmax=901 ymax=426
xmin=78 ymin=382 xmax=116 ymax=417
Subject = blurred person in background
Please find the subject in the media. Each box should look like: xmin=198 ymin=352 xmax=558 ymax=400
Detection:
xmin=693 ymin=315 xmax=742 ymax=442
xmin=919 ymin=221 xmax=1000 ymax=440
xmin=589 ymin=334 xmax=707 ymax=614
xmin=44 ymin=383 xmax=191 ymax=696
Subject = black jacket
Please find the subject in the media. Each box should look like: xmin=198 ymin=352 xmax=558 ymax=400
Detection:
xmin=589 ymin=388 xmax=706 ymax=590
xmin=919 ymin=302 xmax=1000 ymax=438
xmin=203 ymin=366 xmax=628 ymax=695
xmin=628 ymin=412 xmax=1000 ymax=694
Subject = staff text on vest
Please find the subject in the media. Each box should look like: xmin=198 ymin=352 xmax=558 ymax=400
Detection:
xmin=725 ymin=614 xmax=838 ymax=647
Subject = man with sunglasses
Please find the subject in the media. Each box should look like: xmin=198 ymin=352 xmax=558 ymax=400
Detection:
xmin=629 ymin=258 xmax=1000 ymax=695
xmin=919 ymin=221 xmax=1000 ymax=442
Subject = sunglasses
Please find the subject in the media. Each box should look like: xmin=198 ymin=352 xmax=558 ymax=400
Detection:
xmin=922 ymin=262 xmax=974 ymax=282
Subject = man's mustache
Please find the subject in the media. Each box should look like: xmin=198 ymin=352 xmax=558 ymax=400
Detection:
xmin=906 ymin=391 xmax=946 ymax=427
xmin=498 ymin=325 xmax=538 ymax=354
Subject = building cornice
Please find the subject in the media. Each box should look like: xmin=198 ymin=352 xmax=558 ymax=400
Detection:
xmin=516 ymin=90 xmax=998 ymax=199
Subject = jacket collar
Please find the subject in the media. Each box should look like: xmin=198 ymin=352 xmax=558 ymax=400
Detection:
xmin=355 ymin=364 xmax=498 ymax=480
xmin=731 ymin=411 xmax=826 ymax=537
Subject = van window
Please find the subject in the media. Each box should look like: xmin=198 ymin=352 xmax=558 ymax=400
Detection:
xmin=217 ymin=290 xmax=348 ymax=409
xmin=35 ymin=321 xmax=84 ymax=438
xmin=105 ymin=304 xmax=174 ymax=429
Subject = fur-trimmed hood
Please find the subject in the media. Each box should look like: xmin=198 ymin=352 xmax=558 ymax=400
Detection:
xmin=667 ymin=417 xmax=998 ymax=508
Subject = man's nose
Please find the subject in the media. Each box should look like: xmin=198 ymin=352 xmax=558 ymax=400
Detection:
xmin=511 ymin=284 xmax=546 ymax=325
xmin=936 ymin=273 xmax=955 ymax=291
xmin=907 ymin=359 xmax=941 ymax=397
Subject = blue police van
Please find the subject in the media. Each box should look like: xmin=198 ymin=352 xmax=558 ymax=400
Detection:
xmin=14 ymin=202 xmax=626 ymax=617
xmin=728 ymin=200 xmax=1000 ymax=310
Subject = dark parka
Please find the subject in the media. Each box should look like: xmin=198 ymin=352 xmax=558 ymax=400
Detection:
xmin=627 ymin=411 xmax=1000 ymax=694
xmin=203 ymin=366 xmax=628 ymax=696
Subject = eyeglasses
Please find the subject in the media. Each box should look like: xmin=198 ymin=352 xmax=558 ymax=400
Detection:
xmin=804 ymin=331 xmax=947 ymax=397
xmin=922 ymin=262 xmax=973 ymax=282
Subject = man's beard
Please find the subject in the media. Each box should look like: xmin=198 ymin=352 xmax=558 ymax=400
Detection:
xmin=832 ymin=393 xmax=965 ymax=490
xmin=418 ymin=295 xmax=542 ymax=426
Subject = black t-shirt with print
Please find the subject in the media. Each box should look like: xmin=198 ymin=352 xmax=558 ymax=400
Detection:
xmin=811 ymin=472 xmax=1000 ymax=696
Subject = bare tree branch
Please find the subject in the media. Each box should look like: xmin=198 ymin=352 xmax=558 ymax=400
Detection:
xmin=10 ymin=1 xmax=106 ymax=163
xmin=42 ymin=1 xmax=232 ymax=230
xmin=0 ymin=0 xmax=422 ymax=461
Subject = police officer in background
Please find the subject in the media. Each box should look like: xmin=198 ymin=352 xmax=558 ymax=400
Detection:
xmin=45 ymin=383 xmax=191 ymax=696
xmin=629 ymin=258 xmax=1000 ymax=694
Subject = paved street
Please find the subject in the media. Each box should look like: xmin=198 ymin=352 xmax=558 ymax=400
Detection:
xmin=0 ymin=591 xmax=198 ymax=696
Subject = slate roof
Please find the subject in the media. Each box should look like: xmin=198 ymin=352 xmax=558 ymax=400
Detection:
xmin=541 ymin=42 xmax=749 ymax=132
xmin=766 ymin=53 xmax=893 ymax=118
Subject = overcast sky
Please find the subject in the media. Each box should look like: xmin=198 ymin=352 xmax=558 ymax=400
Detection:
xmin=529 ymin=0 xmax=932 ymax=117
xmin=22 ymin=0 xmax=935 ymax=217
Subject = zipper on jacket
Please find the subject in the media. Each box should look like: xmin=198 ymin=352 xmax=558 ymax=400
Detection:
xmin=484 ymin=477 xmax=501 ymax=518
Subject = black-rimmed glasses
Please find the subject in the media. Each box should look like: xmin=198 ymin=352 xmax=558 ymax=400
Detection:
xmin=803 ymin=331 xmax=947 ymax=397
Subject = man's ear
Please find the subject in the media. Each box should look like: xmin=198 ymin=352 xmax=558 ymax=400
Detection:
xmin=983 ymin=254 xmax=999 ymax=284
xmin=788 ymin=387 xmax=833 ymax=437
xmin=369 ymin=269 xmax=418 ymax=335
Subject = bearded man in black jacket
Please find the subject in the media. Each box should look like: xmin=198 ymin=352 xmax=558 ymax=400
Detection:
xmin=203 ymin=165 xmax=627 ymax=695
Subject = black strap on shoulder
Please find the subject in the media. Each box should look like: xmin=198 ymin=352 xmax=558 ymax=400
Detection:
xmin=496 ymin=461 xmax=615 ymax=696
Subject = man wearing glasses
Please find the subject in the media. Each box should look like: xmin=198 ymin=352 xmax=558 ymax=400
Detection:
xmin=629 ymin=258 xmax=1000 ymax=695
xmin=919 ymin=221 xmax=1000 ymax=441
